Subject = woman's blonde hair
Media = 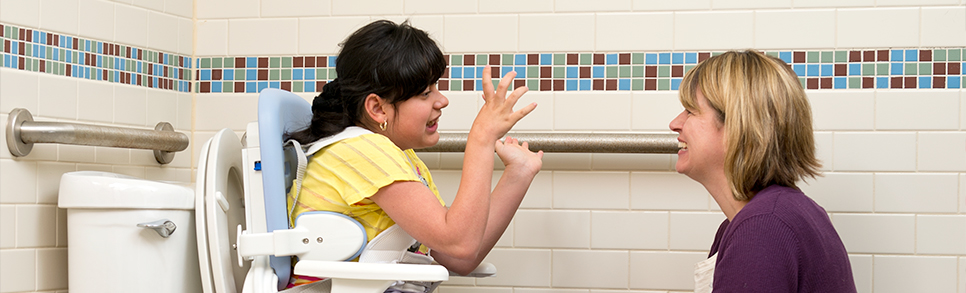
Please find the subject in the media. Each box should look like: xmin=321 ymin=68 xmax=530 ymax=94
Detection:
xmin=679 ymin=50 xmax=821 ymax=201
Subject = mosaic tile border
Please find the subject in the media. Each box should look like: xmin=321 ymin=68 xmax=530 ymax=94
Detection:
xmin=196 ymin=49 xmax=965 ymax=93
xmin=0 ymin=23 xmax=193 ymax=92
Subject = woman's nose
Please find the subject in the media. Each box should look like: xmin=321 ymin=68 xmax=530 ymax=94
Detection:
xmin=669 ymin=110 xmax=686 ymax=132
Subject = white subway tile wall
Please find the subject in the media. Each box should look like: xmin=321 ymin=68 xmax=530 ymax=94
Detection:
xmin=0 ymin=1 xmax=964 ymax=292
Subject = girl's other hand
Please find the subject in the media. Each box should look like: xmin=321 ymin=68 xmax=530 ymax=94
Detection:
xmin=495 ymin=136 xmax=543 ymax=176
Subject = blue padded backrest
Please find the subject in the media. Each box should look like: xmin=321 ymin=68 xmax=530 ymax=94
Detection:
xmin=256 ymin=88 xmax=313 ymax=290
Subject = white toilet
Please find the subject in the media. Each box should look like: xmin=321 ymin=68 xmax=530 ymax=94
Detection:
xmin=58 ymin=129 xmax=247 ymax=293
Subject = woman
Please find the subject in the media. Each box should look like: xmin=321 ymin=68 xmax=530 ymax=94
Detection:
xmin=670 ymin=50 xmax=856 ymax=293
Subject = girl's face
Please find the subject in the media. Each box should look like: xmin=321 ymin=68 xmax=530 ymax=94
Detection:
xmin=384 ymin=84 xmax=449 ymax=150
xmin=669 ymin=89 xmax=726 ymax=184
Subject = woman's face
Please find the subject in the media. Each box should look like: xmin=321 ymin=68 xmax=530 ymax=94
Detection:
xmin=669 ymin=88 xmax=726 ymax=184
xmin=384 ymin=83 xmax=449 ymax=150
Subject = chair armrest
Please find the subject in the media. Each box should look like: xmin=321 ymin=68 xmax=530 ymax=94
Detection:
xmin=449 ymin=262 xmax=497 ymax=278
xmin=294 ymin=260 xmax=449 ymax=282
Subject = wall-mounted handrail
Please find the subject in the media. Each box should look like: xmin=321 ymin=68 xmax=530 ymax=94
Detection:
xmin=417 ymin=132 xmax=681 ymax=153
xmin=5 ymin=108 xmax=189 ymax=164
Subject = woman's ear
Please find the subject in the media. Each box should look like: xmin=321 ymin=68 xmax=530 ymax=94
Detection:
xmin=364 ymin=93 xmax=388 ymax=124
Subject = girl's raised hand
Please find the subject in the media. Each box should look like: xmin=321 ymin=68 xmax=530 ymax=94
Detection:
xmin=471 ymin=66 xmax=537 ymax=141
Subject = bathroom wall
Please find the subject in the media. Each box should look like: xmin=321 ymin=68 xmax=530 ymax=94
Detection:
xmin=0 ymin=0 xmax=193 ymax=292
xmin=192 ymin=1 xmax=966 ymax=293
xmin=1 ymin=0 xmax=964 ymax=293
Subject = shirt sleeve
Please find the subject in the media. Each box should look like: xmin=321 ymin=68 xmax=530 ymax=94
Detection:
xmin=713 ymin=214 xmax=800 ymax=293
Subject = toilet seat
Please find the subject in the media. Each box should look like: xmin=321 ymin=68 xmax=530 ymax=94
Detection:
xmin=196 ymin=129 xmax=250 ymax=293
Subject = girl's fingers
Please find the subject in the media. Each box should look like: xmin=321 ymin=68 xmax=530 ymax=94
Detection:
xmin=481 ymin=66 xmax=495 ymax=98
xmin=495 ymin=71 xmax=516 ymax=99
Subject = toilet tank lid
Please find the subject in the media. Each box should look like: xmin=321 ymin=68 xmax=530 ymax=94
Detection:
xmin=58 ymin=171 xmax=194 ymax=210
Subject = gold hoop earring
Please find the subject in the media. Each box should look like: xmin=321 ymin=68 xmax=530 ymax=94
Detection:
xmin=379 ymin=121 xmax=387 ymax=131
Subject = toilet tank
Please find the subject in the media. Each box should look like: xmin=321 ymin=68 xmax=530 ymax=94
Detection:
xmin=58 ymin=171 xmax=202 ymax=293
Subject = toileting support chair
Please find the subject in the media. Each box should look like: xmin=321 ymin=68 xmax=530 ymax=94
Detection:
xmin=195 ymin=88 xmax=493 ymax=293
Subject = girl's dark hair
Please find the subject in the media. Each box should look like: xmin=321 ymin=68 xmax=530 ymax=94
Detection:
xmin=287 ymin=20 xmax=447 ymax=144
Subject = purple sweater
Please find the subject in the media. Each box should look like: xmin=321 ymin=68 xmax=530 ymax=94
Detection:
xmin=708 ymin=185 xmax=856 ymax=293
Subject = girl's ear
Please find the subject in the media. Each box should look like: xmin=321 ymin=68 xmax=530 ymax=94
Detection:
xmin=364 ymin=93 xmax=389 ymax=125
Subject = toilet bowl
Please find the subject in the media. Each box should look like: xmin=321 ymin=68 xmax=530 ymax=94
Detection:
xmin=58 ymin=129 xmax=247 ymax=293
xmin=58 ymin=171 xmax=202 ymax=293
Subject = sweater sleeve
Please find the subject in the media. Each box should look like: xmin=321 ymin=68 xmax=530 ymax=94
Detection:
xmin=713 ymin=214 xmax=800 ymax=293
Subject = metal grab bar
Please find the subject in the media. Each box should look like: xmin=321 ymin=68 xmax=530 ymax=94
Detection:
xmin=417 ymin=132 xmax=681 ymax=153
xmin=6 ymin=108 xmax=189 ymax=164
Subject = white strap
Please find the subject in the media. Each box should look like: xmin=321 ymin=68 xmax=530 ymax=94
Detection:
xmin=287 ymin=126 xmax=373 ymax=223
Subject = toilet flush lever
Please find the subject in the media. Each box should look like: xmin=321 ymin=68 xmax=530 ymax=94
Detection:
xmin=138 ymin=219 xmax=177 ymax=238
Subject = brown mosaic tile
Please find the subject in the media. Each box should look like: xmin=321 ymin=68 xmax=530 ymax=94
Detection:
xmin=25 ymin=29 xmax=31 ymax=42
xmin=437 ymin=79 xmax=448 ymax=91
xmin=848 ymin=51 xmax=861 ymax=62
xmin=580 ymin=67 xmax=590 ymax=78
xmin=235 ymin=81 xmax=245 ymax=92
xmin=3 ymin=40 xmax=9 ymax=53
xmin=39 ymin=60 xmax=45 ymax=72
xmin=73 ymin=38 xmax=78 ymax=50
xmin=671 ymin=65 xmax=683 ymax=77
xmin=593 ymin=79 xmax=604 ymax=90
xmin=294 ymin=56 xmax=303 ymax=68
xmin=442 ymin=68 xmax=449 ymax=78
xmin=933 ymin=76 xmax=945 ymax=89
xmin=528 ymin=54 xmax=538 ymax=65
xmin=541 ymin=67 xmax=552 ymax=78
xmin=821 ymin=77 xmax=832 ymax=89
xmin=491 ymin=66 xmax=500 ymax=78
xmin=306 ymin=57 xmax=317 ymax=67
xmin=934 ymin=63 xmax=946 ymax=75
xmin=19 ymin=42 xmax=24 ymax=55
xmin=282 ymin=81 xmax=292 ymax=92
xmin=17 ymin=56 xmax=24 ymax=70
xmin=148 ymin=66 xmax=153 ymax=75
xmin=606 ymin=79 xmax=617 ymax=91
xmin=553 ymin=80 xmax=564 ymax=91
xmin=462 ymin=79 xmax=474 ymax=91
xmin=949 ymin=63 xmax=960 ymax=75
xmin=645 ymin=79 xmax=656 ymax=90
xmin=698 ymin=52 xmax=710 ymax=62
xmin=863 ymin=51 xmax=875 ymax=62
xmin=835 ymin=64 xmax=847 ymax=76
xmin=806 ymin=78 xmax=818 ymax=89
xmin=904 ymin=76 xmax=916 ymax=88
xmin=619 ymin=53 xmax=631 ymax=65
xmin=489 ymin=54 xmax=500 ymax=65
xmin=464 ymin=55 xmax=474 ymax=66
xmin=137 ymin=75 xmax=142 ymax=86
xmin=877 ymin=50 xmax=889 ymax=62
xmin=593 ymin=54 xmax=604 ymax=65
xmin=236 ymin=57 xmax=246 ymax=68
xmin=890 ymin=77 xmax=903 ymax=89
xmin=920 ymin=50 xmax=931 ymax=62
xmin=567 ymin=54 xmax=578 ymax=65
xmin=200 ymin=82 xmax=211 ymax=93
xmin=317 ymin=81 xmax=326 ymax=90
xmin=795 ymin=51 xmax=807 ymax=63
xmin=514 ymin=79 xmax=525 ymax=89
xmin=540 ymin=79 xmax=551 ymax=91
xmin=645 ymin=66 xmax=657 ymax=78
xmin=103 ymin=69 xmax=108 ymax=81
xmin=258 ymin=69 xmax=268 ymax=80
xmin=148 ymin=78 xmax=153 ymax=88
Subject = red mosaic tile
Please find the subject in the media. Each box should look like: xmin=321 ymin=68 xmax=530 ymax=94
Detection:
xmin=698 ymin=52 xmax=710 ymax=62
xmin=619 ymin=53 xmax=631 ymax=65
xmin=236 ymin=57 xmax=246 ymax=68
xmin=949 ymin=63 xmax=960 ymax=75
xmin=933 ymin=76 xmax=945 ymax=89
xmin=593 ymin=54 xmax=605 ymax=65
xmin=904 ymin=77 xmax=916 ymax=88
xmin=527 ymin=54 xmax=538 ymax=65
xmin=462 ymin=80 xmax=474 ymax=91
xmin=645 ymin=79 xmax=656 ymax=90
xmin=540 ymin=79 xmax=551 ymax=91
xmin=863 ymin=51 xmax=875 ymax=62
xmin=820 ymin=77 xmax=832 ymax=89
xmin=671 ymin=65 xmax=683 ymax=77
xmin=463 ymin=55 xmax=474 ymax=66
xmin=835 ymin=64 xmax=847 ymax=76
xmin=200 ymin=82 xmax=211 ymax=93
xmin=606 ymin=79 xmax=617 ymax=91
xmin=919 ymin=50 xmax=932 ymax=62
xmin=567 ymin=54 xmax=578 ymax=65
xmin=645 ymin=66 xmax=657 ymax=78
xmin=258 ymin=69 xmax=268 ymax=80
xmin=514 ymin=79 xmax=525 ymax=89
xmin=877 ymin=50 xmax=889 ymax=62
xmin=796 ymin=51 xmax=808 ymax=63
xmin=235 ymin=82 xmax=245 ymax=93
xmin=489 ymin=54 xmax=500 ymax=65
xmin=491 ymin=66 xmax=500 ymax=78
xmin=806 ymin=78 xmax=818 ymax=89
xmin=890 ymin=77 xmax=903 ymax=89
xmin=281 ymin=81 xmax=292 ymax=91
xmin=553 ymin=80 xmax=564 ymax=91
xmin=294 ymin=57 xmax=303 ymax=68
xmin=593 ymin=79 xmax=604 ymax=90
xmin=540 ymin=67 xmax=551 ymax=78
xmin=934 ymin=63 xmax=946 ymax=75
xmin=580 ymin=67 xmax=590 ymax=78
